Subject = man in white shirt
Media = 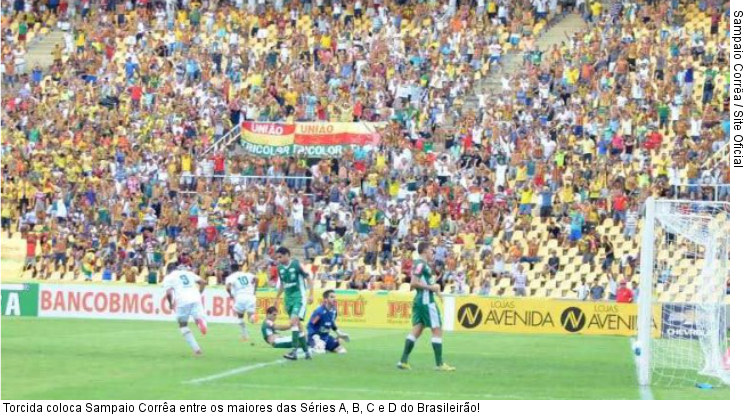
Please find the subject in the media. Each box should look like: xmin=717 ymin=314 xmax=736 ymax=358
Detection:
xmin=503 ymin=214 xmax=515 ymax=241
xmin=574 ymin=278 xmax=590 ymax=301
xmin=534 ymin=0 xmax=548 ymax=20
xmin=513 ymin=264 xmax=528 ymax=296
xmin=689 ymin=114 xmax=702 ymax=141
xmin=291 ymin=198 xmax=304 ymax=238
xmin=607 ymin=274 xmax=618 ymax=301
xmin=225 ymin=264 xmax=258 ymax=343
xmin=163 ymin=263 xmax=208 ymax=355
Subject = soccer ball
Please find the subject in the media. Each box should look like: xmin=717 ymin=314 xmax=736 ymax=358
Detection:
xmin=632 ymin=340 xmax=641 ymax=356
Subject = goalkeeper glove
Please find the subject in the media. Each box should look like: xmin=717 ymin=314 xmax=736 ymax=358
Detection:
xmin=336 ymin=330 xmax=350 ymax=342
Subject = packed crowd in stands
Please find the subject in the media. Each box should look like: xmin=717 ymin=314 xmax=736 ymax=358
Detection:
xmin=1 ymin=0 xmax=730 ymax=300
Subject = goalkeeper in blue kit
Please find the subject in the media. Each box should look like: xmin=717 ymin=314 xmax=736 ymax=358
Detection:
xmin=307 ymin=290 xmax=350 ymax=354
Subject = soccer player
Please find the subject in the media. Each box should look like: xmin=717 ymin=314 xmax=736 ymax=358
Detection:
xmin=163 ymin=263 xmax=208 ymax=355
xmin=307 ymin=290 xmax=350 ymax=354
xmin=225 ymin=263 xmax=257 ymax=343
xmin=397 ymin=242 xmax=455 ymax=371
xmin=261 ymin=306 xmax=294 ymax=349
xmin=273 ymin=246 xmax=313 ymax=360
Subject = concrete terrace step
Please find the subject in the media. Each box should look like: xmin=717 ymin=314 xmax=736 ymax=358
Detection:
xmin=24 ymin=29 xmax=66 ymax=71
xmin=456 ymin=13 xmax=588 ymax=116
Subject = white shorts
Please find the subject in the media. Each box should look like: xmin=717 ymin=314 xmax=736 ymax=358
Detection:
xmin=273 ymin=336 xmax=292 ymax=345
xmin=176 ymin=302 xmax=205 ymax=323
xmin=233 ymin=296 xmax=256 ymax=315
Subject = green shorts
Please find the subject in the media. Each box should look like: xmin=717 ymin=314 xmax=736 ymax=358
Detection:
xmin=285 ymin=297 xmax=307 ymax=321
xmin=412 ymin=302 xmax=442 ymax=329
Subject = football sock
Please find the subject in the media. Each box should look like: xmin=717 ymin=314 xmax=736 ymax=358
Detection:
xmin=291 ymin=326 xmax=300 ymax=352
xmin=432 ymin=337 xmax=443 ymax=366
xmin=299 ymin=333 xmax=310 ymax=354
xmin=400 ymin=334 xmax=416 ymax=363
xmin=238 ymin=321 xmax=248 ymax=339
xmin=273 ymin=341 xmax=294 ymax=349
xmin=181 ymin=327 xmax=201 ymax=353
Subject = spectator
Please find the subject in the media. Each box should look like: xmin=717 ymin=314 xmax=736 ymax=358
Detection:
xmin=607 ymin=274 xmax=618 ymax=301
xmin=590 ymin=279 xmax=605 ymax=301
xmin=632 ymin=281 xmax=640 ymax=302
xmin=547 ymin=251 xmax=560 ymax=277
xmin=574 ymin=278 xmax=590 ymax=301
xmin=0 ymin=0 xmax=729 ymax=294
xmin=303 ymin=226 xmax=324 ymax=261
xmin=513 ymin=264 xmax=528 ymax=297
xmin=616 ymin=279 xmax=633 ymax=303
xmin=479 ymin=279 xmax=492 ymax=296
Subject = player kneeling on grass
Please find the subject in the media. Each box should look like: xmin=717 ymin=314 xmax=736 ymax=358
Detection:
xmin=163 ymin=263 xmax=208 ymax=355
xmin=225 ymin=263 xmax=257 ymax=343
xmin=307 ymin=290 xmax=350 ymax=354
xmin=261 ymin=306 xmax=295 ymax=349
xmin=274 ymin=246 xmax=314 ymax=360
xmin=397 ymin=242 xmax=455 ymax=371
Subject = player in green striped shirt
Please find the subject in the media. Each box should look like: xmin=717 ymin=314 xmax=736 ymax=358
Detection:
xmin=274 ymin=247 xmax=314 ymax=360
xmin=397 ymin=242 xmax=455 ymax=371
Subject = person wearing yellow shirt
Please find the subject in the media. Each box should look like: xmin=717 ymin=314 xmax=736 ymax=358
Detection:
xmin=75 ymin=31 xmax=85 ymax=54
xmin=0 ymin=198 xmax=13 ymax=239
xmin=177 ymin=10 xmax=188 ymax=28
xmin=217 ymin=193 xmax=232 ymax=209
xmin=42 ymin=179 xmax=54 ymax=196
xmin=285 ymin=89 xmax=299 ymax=107
xmin=180 ymin=153 xmax=193 ymax=189
xmin=487 ymin=0 xmax=497 ymax=20
xmin=559 ymin=184 xmax=574 ymax=216
xmin=428 ymin=211 xmax=442 ymax=236
xmin=3 ymin=181 xmax=16 ymax=202
xmin=249 ymin=72 xmax=263 ymax=89
xmin=376 ymin=154 xmax=386 ymax=171
xmin=566 ymin=67 xmax=579 ymax=85
xmin=51 ymin=43 xmax=63 ymax=65
xmin=657 ymin=154 xmax=670 ymax=178
xmin=638 ymin=171 xmax=650 ymax=190
xmin=320 ymin=34 xmax=332 ymax=50
xmin=386 ymin=66 xmax=396 ymax=79
xmin=581 ymin=137 xmax=595 ymax=163
xmin=585 ymin=206 xmax=600 ymax=232
xmin=365 ymin=172 xmax=378 ymax=197
xmin=174 ymin=27 xmax=184 ymax=53
xmin=167 ymin=157 xmax=178 ymax=175
xmin=363 ymin=208 xmax=376 ymax=229
xmin=590 ymin=1 xmax=602 ymax=22
xmin=515 ymin=164 xmax=528 ymax=186
xmin=462 ymin=232 xmax=477 ymax=259
xmin=54 ymin=152 xmax=67 ymax=169
xmin=519 ymin=188 xmax=534 ymax=216
xmin=81 ymin=155 xmax=93 ymax=176
xmin=181 ymin=153 xmax=192 ymax=172
xmin=589 ymin=180 xmax=602 ymax=202
xmin=389 ymin=179 xmax=400 ymax=198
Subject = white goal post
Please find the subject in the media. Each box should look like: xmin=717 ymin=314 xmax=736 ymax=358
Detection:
xmin=637 ymin=198 xmax=730 ymax=388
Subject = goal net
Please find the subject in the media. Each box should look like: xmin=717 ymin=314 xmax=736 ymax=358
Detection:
xmin=637 ymin=199 xmax=730 ymax=388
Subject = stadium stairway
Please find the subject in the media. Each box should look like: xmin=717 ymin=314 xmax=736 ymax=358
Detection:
xmin=701 ymin=142 xmax=730 ymax=171
xmin=0 ymin=236 xmax=26 ymax=282
xmin=23 ymin=28 xmax=66 ymax=71
xmin=461 ymin=13 xmax=588 ymax=114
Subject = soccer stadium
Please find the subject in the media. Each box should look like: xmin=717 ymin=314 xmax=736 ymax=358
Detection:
xmin=0 ymin=0 xmax=731 ymax=401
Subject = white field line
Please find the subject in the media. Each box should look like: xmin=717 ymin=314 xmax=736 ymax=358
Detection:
xmin=183 ymin=330 xmax=392 ymax=385
xmin=209 ymin=383 xmax=628 ymax=401
xmin=183 ymin=360 xmax=287 ymax=385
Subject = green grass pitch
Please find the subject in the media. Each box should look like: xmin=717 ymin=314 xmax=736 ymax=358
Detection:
xmin=1 ymin=317 xmax=729 ymax=400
